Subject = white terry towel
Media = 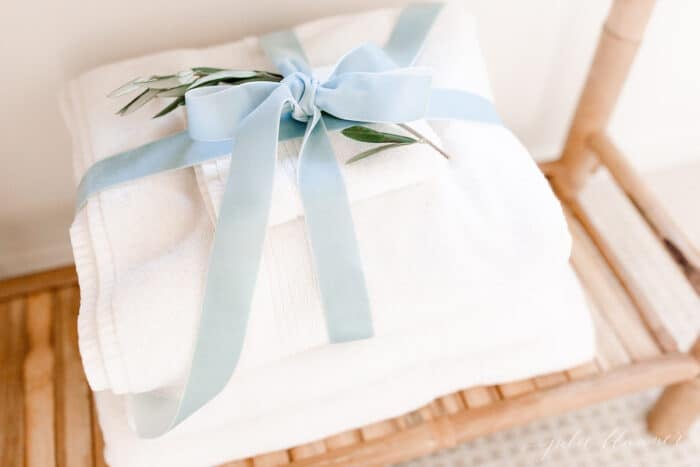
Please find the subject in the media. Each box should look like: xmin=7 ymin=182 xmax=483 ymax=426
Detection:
xmin=61 ymin=2 xmax=595 ymax=465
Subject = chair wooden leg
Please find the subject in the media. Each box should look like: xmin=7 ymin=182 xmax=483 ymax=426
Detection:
xmin=556 ymin=0 xmax=657 ymax=198
xmin=647 ymin=339 xmax=700 ymax=440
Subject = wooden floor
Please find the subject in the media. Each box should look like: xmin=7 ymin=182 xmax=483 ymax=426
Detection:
xmin=1 ymin=170 xmax=700 ymax=467
xmin=0 ymin=281 xmax=106 ymax=467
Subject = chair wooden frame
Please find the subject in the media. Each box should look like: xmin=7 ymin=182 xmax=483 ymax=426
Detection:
xmin=1 ymin=1 xmax=699 ymax=466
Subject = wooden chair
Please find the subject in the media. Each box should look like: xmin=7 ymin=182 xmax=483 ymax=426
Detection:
xmin=1 ymin=0 xmax=699 ymax=465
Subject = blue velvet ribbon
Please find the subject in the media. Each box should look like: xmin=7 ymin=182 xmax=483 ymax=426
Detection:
xmin=76 ymin=3 xmax=501 ymax=437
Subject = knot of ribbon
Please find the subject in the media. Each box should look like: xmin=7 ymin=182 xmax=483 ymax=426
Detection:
xmin=283 ymin=71 xmax=320 ymax=121
xmin=74 ymin=3 xmax=503 ymax=437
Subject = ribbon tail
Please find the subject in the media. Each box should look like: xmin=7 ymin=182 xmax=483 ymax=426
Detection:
xmin=383 ymin=3 xmax=444 ymax=67
xmin=259 ymin=29 xmax=312 ymax=76
xmin=298 ymin=116 xmax=374 ymax=342
xmin=127 ymin=86 xmax=291 ymax=437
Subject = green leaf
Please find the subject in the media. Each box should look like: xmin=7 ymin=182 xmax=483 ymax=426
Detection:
xmin=157 ymin=84 xmax=190 ymax=98
xmin=145 ymin=75 xmax=196 ymax=89
xmin=191 ymin=67 xmax=227 ymax=74
xmin=189 ymin=70 xmax=260 ymax=88
xmin=109 ymin=72 xmax=193 ymax=97
xmin=345 ymin=142 xmax=413 ymax=164
xmin=218 ymin=75 xmax=282 ymax=86
xmin=176 ymin=70 xmax=195 ymax=79
xmin=116 ymin=88 xmax=160 ymax=115
xmin=257 ymin=71 xmax=284 ymax=80
xmin=108 ymin=78 xmax=146 ymax=98
xmin=341 ymin=125 xmax=417 ymax=144
xmin=134 ymin=75 xmax=171 ymax=83
xmin=152 ymin=96 xmax=185 ymax=118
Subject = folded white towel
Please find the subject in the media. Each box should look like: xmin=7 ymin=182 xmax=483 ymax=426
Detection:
xmin=61 ymin=2 xmax=594 ymax=465
xmin=95 ymin=264 xmax=593 ymax=467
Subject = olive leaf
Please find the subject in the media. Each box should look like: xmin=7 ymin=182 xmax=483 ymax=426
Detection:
xmin=341 ymin=125 xmax=417 ymax=144
xmin=156 ymin=84 xmax=190 ymax=98
xmin=188 ymin=70 xmax=260 ymax=88
xmin=345 ymin=142 xmax=413 ymax=165
xmin=341 ymin=124 xmax=450 ymax=164
xmin=341 ymin=125 xmax=419 ymax=164
xmin=108 ymin=78 xmax=146 ymax=98
xmin=144 ymin=77 xmax=193 ymax=89
xmin=191 ymin=66 xmax=227 ymax=74
xmin=117 ymin=88 xmax=160 ymax=116
xmin=152 ymin=97 xmax=185 ymax=118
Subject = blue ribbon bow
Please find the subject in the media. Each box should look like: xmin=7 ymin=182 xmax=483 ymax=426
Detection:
xmin=76 ymin=3 xmax=502 ymax=437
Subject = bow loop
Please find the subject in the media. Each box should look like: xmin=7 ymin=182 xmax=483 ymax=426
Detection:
xmin=276 ymin=57 xmax=313 ymax=78
xmin=316 ymin=68 xmax=432 ymax=123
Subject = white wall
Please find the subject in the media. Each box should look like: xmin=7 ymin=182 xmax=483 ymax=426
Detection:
xmin=1 ymin=0 xmax=698 ymax=278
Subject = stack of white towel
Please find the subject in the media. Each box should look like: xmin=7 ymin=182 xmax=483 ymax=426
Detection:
xmin=61 ymin=2 xmax=595 ymax=466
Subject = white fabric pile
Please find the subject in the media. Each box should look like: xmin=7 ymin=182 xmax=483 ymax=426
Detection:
xmin=60 ymin=2 xmax=595 ymax=466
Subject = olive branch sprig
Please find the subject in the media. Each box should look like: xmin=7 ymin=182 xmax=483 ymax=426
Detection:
xmin=340 ymin=125 xmax=449 ymax=164
xmin=110 ymin=68 xmax=448 ymax=164
xmin=109 ymin=67 xmax=283 ymax=118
